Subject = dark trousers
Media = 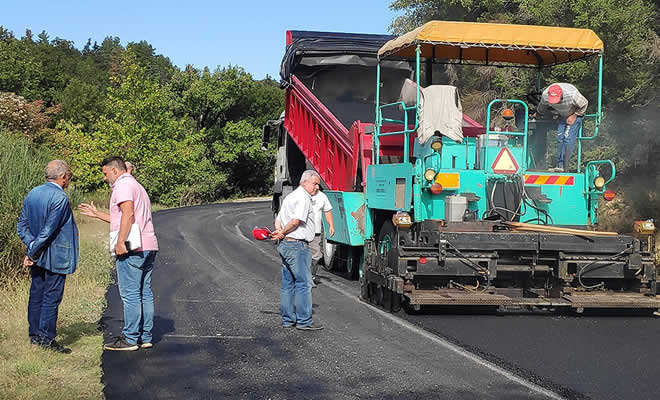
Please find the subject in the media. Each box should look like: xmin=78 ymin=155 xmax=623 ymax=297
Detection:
xmin=28 ymin=265 xmax=66 ymax=342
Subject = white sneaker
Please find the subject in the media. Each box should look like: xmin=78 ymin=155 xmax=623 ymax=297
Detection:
xmin=549 ymin=167 xmax=564 ymax=173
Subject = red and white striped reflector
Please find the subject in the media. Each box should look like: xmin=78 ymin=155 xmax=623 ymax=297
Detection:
xmin=524 ymin=175 xmax=575 ymax=185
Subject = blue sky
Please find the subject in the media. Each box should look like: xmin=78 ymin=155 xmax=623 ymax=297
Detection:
xmin=2 ymin=0 xmax=400 ymax=80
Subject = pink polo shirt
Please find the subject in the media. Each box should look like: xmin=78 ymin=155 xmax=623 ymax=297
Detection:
xmin=109 ymin=173 xmax=159 ymax=251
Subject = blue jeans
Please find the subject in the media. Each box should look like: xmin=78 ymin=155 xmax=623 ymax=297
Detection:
xmin=28 ymin=265 xmax=66 ymax=342
xmin=556 ymin=116 xmax=583 ymax=169
xmin=116 ymin=250 xmax=157 ymax=345
xmin=278 ymin=241 xmax=313 ymax=327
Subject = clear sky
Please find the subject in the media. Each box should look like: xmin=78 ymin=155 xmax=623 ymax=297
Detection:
xmin=2 ymin=0 xmax=400 ymax=80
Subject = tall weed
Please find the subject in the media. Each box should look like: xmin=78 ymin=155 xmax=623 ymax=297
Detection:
xmin=0 ymin=131 xmax=52 ymax=280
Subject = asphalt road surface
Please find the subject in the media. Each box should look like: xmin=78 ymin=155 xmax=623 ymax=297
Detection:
xmin=101 ymin=202 xmax=659 ymax=400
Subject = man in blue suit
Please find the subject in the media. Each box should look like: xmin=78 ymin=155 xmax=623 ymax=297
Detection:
xmin=17 ymin=160 xmax=79 ymax=354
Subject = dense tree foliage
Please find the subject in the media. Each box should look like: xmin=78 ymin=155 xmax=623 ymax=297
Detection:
xmin=0 ymin=27 xmax=284 ymax=208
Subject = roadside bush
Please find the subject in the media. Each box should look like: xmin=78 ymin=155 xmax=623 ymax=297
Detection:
xmin=0 ymin=91 xmax=59 ymax=144
xmin=0 ymin=129 xmax=52 ymax=280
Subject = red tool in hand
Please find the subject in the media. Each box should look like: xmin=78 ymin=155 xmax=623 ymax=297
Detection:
xmin=252 ymin=227 xmax=273 ymax=240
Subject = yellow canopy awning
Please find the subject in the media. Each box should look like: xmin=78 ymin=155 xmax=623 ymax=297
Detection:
xmin=378 ymin=21 xmax=604 ymax=66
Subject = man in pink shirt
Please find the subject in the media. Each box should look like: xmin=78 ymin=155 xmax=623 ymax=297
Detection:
xmin=79 ymin=156 xmax=158 ymax=351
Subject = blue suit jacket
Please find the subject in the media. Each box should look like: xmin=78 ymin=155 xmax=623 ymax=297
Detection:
xmin=17 ymin=182 xmax=79 ymax=274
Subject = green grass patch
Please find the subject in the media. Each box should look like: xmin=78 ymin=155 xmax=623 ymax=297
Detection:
xmin=0 ymin=216 xmax=111 ymax=400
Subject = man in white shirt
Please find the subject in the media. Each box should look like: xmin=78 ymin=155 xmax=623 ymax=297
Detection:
xmin=271 ymin=170 xmax=323 ymax=331
xmin=309 ymin=191 xmax=334 ymax=285
xmin=534 ymin=83 xmax=589 ymax=172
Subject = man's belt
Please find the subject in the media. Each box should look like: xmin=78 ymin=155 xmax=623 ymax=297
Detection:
xmin=284 ymin=237 xmax=309 ymax=244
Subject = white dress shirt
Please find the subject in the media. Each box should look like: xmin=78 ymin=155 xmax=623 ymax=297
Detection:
xmin=276 ymin=186 xmax=315 ymax=242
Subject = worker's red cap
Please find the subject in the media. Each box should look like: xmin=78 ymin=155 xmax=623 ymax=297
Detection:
xmin=547 ymin=84 xmax=563 ymax=104
xmin=252 ymin=227 xmax=272 ymax=240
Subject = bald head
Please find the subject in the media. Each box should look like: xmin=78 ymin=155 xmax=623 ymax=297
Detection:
xmin=45 ymin=160 xmax=71 ymax=189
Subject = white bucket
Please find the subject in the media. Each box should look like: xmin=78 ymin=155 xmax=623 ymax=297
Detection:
xmin=445 ymin=195 xmax=468 ymax=222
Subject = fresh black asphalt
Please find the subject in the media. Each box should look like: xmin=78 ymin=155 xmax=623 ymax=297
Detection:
xmin=101 ymin=202 xmax=660 ymax=399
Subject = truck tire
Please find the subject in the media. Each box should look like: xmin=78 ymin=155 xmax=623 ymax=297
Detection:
xmin=377 ymin=220 xmax=397 ymax=272
xmin=272 ymin=194 xmax=280 ymax=219
xmin=279 ymin=185 xmax=293 ymax=211
xmin=320 ymin=230 xmax=337 ymax=271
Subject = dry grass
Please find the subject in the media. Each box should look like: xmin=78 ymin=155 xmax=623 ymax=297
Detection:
xmin=0 ymin=215 xmax=111 ymax=400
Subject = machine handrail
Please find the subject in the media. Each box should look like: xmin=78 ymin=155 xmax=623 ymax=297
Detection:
xmin=585 ymin=160 xmax=616 ymax=194
xmin=377 ymin=102 xmax=418 ymax=134
xmin=484 ymin=99 xmax=529 ymax=172
xmin=575 ymin=113 xmax=602 ymax=172
xmin=375 ymin=100 xmax=418 ymax=163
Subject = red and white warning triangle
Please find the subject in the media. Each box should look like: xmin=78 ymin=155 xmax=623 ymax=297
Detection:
xmin=491 ymin=147 xmax=519 ymax=174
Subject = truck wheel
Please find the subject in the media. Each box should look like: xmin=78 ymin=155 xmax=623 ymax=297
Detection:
xmin=320 ymin=230 xmax=337 ymax=271
xmin=272 ymin=194 xmax=280 ymax=219
xmin=279 ymin=185 xmax=293 ymax=212
xmin=377 ymin=220 xmax=397 ymax=272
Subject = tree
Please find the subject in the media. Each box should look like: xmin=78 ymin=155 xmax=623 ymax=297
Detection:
xmin=169 ymin=65 xmax=255 ymax=132
xmin=213 ymin=120 xmax=275 ymax=196
xmin=126 ymin=40 xmax=175 ymax=84
xmin=53 ymin=50 xmax=221 ymax=206
xmin=54 ymin=77 xmax=105 ymax=130
xmin=0 ymin=26 xmax=42 ymax=99
xmin=33 ymin=36 xmax=81 ymax=106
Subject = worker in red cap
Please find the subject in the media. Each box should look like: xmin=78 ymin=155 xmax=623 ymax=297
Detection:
xmin=533 ymin=83 xmax=588 ymax=172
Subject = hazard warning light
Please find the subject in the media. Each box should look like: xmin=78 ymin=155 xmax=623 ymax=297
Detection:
xmin=491 ymin=147 xmax=519 ymax=174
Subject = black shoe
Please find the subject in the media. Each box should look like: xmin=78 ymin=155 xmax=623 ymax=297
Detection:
xmin=312 ymin=275 xmax=321 ymax=285
xmin=282 ymin=324 xmax=296 ymax=328
xmin=296 ymin=323 xmax=324 ymax=331
xmin=29 ymin=335 xmax=42 ymax=345
xmin=41 ymin=339 xmax=72 ymax=354
xmin=104 ymin=335 xmax=139 ymax=351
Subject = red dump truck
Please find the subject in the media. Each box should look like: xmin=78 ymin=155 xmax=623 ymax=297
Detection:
xmin=262 ymin=30 xmax=485 ymax=276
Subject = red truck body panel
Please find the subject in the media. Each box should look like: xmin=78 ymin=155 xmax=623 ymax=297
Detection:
xmin=284 ymin=75 xmax=354 ymax=191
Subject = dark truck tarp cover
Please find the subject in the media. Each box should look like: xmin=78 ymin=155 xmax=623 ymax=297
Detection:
xmin=280 ymin=30 xmax=412 ymax=128
xmin=280 ymin=30 xmax=399 ymax=82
